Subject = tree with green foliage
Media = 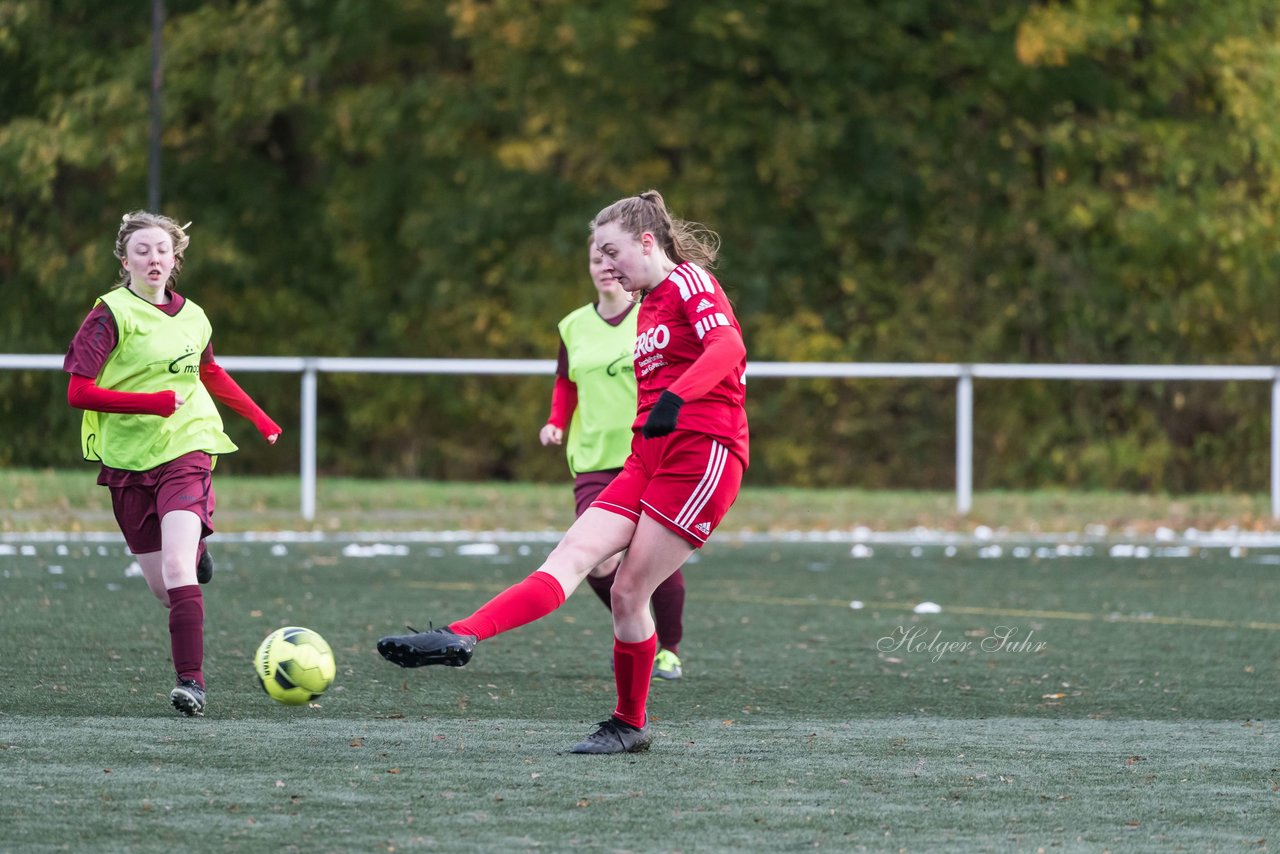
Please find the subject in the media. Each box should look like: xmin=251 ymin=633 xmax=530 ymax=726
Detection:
xmin=2 ymin=0 xmax=1276 ymax=493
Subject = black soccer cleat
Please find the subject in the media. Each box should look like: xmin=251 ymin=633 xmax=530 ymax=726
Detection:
xmin=570 ymin=716 xmax=653 ymax=754
xmin=376 ymin=624 xmax=477 ymax=668
xmin=196 ymin=549 xmax=214 ymax=584
xmin=169 ymin=679 xmax=206 ymax=717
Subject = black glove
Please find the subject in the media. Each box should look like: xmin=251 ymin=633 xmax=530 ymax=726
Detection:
xmin=642 ymin=390 xmax=684 ymax=438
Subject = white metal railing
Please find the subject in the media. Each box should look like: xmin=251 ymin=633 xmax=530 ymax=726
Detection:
xmin=5 ymin=354 xmax=1279 ymax=521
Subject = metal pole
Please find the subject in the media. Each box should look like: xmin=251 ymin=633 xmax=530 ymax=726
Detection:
xmin=301 ymin=361 xmax=318 ymax=522
xmin=956 ymin=368 xmax=973 ymax=515
xmin=1272 ymin=371 xmax=1279 ymax=520
xmin=148 ymin=0 xmax=164 ymax=211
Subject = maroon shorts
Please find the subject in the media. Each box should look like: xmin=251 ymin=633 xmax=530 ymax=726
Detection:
xmin=573 ymin=468 xmax=622 ymax=517
xmin=107 ymin=458 xmax=216 ymax=554
xmin=591 ymin=431 xmax=743 ymax=547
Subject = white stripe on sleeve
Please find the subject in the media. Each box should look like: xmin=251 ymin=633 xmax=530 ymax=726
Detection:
xmin=672 ymin=264 xmax=715 ymax=302
xmin=694 ymin=312 xmax=731 ymax=340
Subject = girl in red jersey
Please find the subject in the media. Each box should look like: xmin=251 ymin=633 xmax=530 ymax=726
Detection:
xmin=379 ymin=191 xmax=747 ymax=754
xmin=538 ymin=236 xmax=689 ymax=681
xmin=64 ymin=211 xmax=282 ymax=717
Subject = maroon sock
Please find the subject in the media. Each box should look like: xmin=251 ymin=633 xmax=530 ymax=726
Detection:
xmin=612 ymin=633 xmax=658 ymax=728
xmin=448 ymin=571 xmax=566 ymax=641
xmin=168 ymin=585 xmax=204 ymax=688
xmin=650 ymin=568 xmax=686 ymax=655
xmin=585 ymin=570 xmax=616 ymax=612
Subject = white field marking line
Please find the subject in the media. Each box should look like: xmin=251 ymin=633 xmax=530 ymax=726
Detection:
xmin=386 ymin=582 xmax=1280 ymax=634
xmin=5 ymin=529 xmax=1280 ymax=546
xmin=400 ymin=580 xmax=510 ymax=593
xmin=697 ymin=593 xmax=1280 ymax=633
xmin=8 ymin=530 xmax=1277 ymax=631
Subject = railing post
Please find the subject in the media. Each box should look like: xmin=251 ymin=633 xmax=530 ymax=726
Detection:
xmin=957 ymin=366 xmax=973 ymax=515
xmin=1272 ymin=370 xmax=1279 ymax=520
xmin=301 ymin=359 xmax=318 ymax=523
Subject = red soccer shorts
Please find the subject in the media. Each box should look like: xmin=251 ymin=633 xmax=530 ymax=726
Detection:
xmin=108 ymin=459 xmax=216 ymax=555
xmin=591 ymin=431 xmax=743 ymax=547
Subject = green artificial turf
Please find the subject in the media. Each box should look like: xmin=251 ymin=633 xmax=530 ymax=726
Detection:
xmin=2 ymin=536 xmax=1277 ymax=851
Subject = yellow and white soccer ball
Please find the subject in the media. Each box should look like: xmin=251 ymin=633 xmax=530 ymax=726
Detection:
xmin=255 ymin=626 xmax=336 ymax=705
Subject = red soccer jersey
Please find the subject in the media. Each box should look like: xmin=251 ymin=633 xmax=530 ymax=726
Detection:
xmin=632 ymin=261 xmax=748 ymax=465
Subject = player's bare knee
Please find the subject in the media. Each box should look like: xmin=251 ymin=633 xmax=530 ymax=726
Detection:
xmin=160 ymin=557 xmax=192 ymax=588
xmin=609 ymin=583 xmax=648 ymax=618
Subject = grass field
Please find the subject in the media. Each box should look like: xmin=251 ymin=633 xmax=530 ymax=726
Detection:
xmin=2 ymin=532 xmax=1278 ymax=851
xmin=2 ymin=467 xmax=1277 ymax=535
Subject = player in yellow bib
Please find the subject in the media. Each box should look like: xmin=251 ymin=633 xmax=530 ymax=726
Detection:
xmin=80 ymin=286 xmax=237 ymax=471
xmin=537 ymin=238 xmax=688 ymax=680
xmin=64 ymin=211 xmax=282 ymax=717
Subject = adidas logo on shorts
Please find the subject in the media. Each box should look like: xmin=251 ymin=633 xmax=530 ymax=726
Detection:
xmin=694 ymin=522 xmax=712 ymax=535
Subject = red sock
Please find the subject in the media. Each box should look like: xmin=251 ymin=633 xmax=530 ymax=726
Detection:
xmin=168 ymin=585 xmax=204 ymax=688
xmin=448 ymin=571 xmax=566 ymax=641
xmin=612 ymin=633 xmax=657 ymax=728
xmin=651 ymin=568 xmax=685 ymax=655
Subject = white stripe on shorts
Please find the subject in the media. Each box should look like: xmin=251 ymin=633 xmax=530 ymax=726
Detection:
xmin=675 ymin=440 xmax=727 ymax=529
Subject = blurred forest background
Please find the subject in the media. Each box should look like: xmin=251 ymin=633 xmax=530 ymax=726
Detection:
xmin=1 ymin=0 xmax=1277 ymax=492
